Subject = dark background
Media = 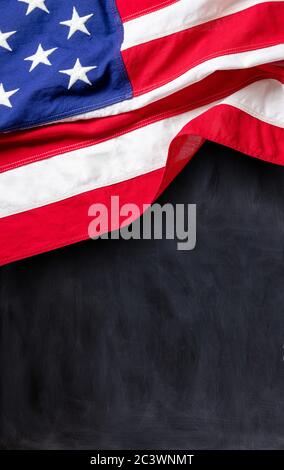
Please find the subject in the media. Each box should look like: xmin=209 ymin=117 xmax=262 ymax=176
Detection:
xmin=1 ymin=141 xmax=284 ymax=450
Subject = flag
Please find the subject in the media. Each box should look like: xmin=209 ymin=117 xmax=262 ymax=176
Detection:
xmin=0 ymin=0 xmax=284 ymax=266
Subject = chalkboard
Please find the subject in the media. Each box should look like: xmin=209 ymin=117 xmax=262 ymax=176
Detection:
xmin=1 ymin=141 xmax=284 ymax=449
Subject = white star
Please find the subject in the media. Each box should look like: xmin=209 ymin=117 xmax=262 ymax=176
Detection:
xmin=60 ymin=7 xmax=94 ymax=39
xmin=0 ymin=83 xmax=19 ymax=108
xmin=18 ymin=0 xmax=49 ymax=16
xmin=0 ymin=30 xmax=16 ymax=52
xmin=24 ymin=44 xmax=57 ymax=72
xmin=59 ymin=59 xmax=97 ymax=89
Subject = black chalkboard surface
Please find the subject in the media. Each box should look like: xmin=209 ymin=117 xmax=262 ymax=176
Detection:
xmin=1 ymin=141 xmax=284 ymax=450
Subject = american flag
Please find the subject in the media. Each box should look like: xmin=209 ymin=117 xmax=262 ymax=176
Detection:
xmin=0 ymin=0 xmax=284 ymax=265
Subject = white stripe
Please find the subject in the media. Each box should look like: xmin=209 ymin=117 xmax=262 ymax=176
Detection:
xmin=223 ymin=79 xmax=284 ymax=128
xmin=122 ymin=0 xmax=283 ymax=50
xmin=61 ymin=44 xmax=284 ymax=122
xmin=1 ymin=78 xmax=284 ymax=219
xmin=0 ymin=107 xmax=207 ymax=218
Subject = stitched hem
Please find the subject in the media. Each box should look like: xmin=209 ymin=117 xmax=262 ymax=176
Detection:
xmin=132 ymin=40 xmax=284 ymax=95
xmin=0 ymin=73 xmax=270 ymax=173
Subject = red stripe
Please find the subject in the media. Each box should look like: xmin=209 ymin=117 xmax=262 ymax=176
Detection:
xmin=2 ymin=103 xmax=284 ymax=266
xmin=0 ymin=169 xmax=162 ymax=266
xmin=0 ymin=67 xmax=277 ymax=173
xmin=122 ymin=2 xmax=284 ymax=95
xmin=116 ymin=0 xmax=179 ymax=21
xmin=187 ymin=104 xmax=284 ymax=166
xmin=0 ymin=121 xmax=199 ymax=267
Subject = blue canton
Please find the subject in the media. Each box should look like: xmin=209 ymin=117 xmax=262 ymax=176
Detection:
xmin=0 ymin=0 xmax=132 ymax=131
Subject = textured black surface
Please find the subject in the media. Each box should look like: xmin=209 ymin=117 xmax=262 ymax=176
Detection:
xmin=1 ymin=141 xmax=284 ymax=450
